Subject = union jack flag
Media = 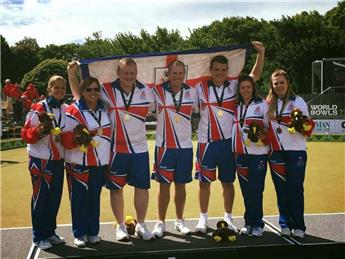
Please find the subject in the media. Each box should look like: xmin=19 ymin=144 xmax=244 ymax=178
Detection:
xmin=79 ymin=44 xmax=251 ymax=87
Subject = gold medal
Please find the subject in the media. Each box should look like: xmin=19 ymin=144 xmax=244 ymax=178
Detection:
xmin=97 ymin=128 xmax=103 ymax=135
xmin=239 ymin=131 xmax=243 ymax=137
xmin=124 ymin=113 xmax=130 ymax=121
xmin=217 ymin=110 xmax=223 ymax=117
xmin=175 ymin=115 xmax=181 ymax=123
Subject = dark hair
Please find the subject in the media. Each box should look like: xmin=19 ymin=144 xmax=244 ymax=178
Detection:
xmin=210 ymin=55 xmax=228 ymax=69
xmin=236 ymin=74 xmax=260 ymax=103
xmin=167 ymin=60 xmax=185 ymax=74
xmin=81 ymin=77 xmax=100 ymax=92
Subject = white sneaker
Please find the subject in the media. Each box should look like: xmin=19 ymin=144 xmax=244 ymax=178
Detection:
xmin=194 ymin=217 xmax=208 ymax=233
xmin=175 ymin=219 xmax=191 ymax=235
xmin=135 ymin=223 xmax=154 ymax=240
xmin=88 ymin=235 xmax=101 ymax=244
xmin=152 ymin=221 xmax=166 ymax=238
xmin=35 ymin=240 xmax=52 ymax=250
xmin=252 ymin=227 xmax=264 ymax=237
xmin=48 ymin=234 xmax=65 ymax=244
xmin=239 ymin=225 xmax=252 ymax=236
xmin=224 ymin=217 xmax=238 ymax=233
xmin=74 ymin=236 xmax=87 ymax=247
xmin=116 ymin=224 xmax=129 ymax=241
xmin=292 ymin=229 xmax=305 ymax=239
xmin=281 ymin=228 xmax=291 ymax=237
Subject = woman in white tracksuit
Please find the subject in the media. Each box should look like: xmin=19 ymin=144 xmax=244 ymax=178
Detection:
xmin=266 ymin=69 xmax=314 ymax=239
xmin=232 ymin=74 xmax=269 ymax=237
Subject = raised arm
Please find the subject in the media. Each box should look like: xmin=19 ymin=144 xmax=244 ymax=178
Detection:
xmin=67 ymin=61 xmax=82 ymax=100
xmin=249 ymin=41 xmax=265 ymax=82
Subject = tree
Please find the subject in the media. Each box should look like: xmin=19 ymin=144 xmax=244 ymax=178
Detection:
xmin=21 ymin=59 xmax=69 ymax=95
xmin=269 ymin=10 xmax=344 ymax=93
xmin=11 ymin=37 xmax=40 ymax=83
xmin=107 ymin=27 xmax=186 ymax=56
xmin=37 ymin=43 xmax=81 ymax=62
xmin=1 ymin=36 xmax=14 ymax=84
xmin=78 ymin=31 xmax=116 ymax=59
xmin=325 ymin=1 xmax=345 ymax=29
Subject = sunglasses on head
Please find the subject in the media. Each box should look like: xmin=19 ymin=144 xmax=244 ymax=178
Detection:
xmin=85 ymin=87 xmax=100 ymax=92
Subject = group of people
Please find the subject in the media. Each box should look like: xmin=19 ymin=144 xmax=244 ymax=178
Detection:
xmin=21 ymin=40 xmax=315 ymax=250
xmin=3 ymin=79 xmax=41 ymax=124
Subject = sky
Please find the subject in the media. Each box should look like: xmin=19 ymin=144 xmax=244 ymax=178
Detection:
xmin=0 ymin=0 xmax=340 ymax=47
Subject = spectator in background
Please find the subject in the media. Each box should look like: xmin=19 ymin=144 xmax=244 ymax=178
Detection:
xmin=3 ymin=79 xmax=23 ymax=123
xmin=22 ymin=83 xmax=40 ymax=121
xmin=23 ymin=83 xmax=40 ymax=101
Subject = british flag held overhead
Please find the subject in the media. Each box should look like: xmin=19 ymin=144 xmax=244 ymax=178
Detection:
xmin=78 ymin=44 xmax=251 ymax=87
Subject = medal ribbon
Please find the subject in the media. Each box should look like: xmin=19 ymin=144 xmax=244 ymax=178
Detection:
xmin=276 ymin=99 xmax=285 ymax=128
xmin=168 ymin=85 xmax=183 ymax=112
xmin=119 ymin=84 xmax=135 ymax=111
xmin=239 ymin=99 xmax=253 ymax=128
xmin=211 ymin=81 xmax=226 ymax=107
xmin=47 ymin=103 xmax=61 ymax=128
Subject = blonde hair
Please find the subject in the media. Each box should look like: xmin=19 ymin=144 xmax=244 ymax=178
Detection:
xmin=47 ymin=75 xmax=66 ymax=94
xmin=267 ymin=69 xmax=296 ymax=119
xmin=117 ymin=58 xmax=137 ymax=73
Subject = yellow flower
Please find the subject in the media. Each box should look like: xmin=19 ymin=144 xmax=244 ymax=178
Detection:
xmin=82 ymin=128 xmax=90 ymax=134
xmin=228 ymin=235 xmax=236 ymax=242
xmin=213 ymin=235 xmax=222 ymax=242
xmin=303 ymin=124 xmax=312 ymax=131
xmin=125 ymin=215 xmax=135 ymax=224
xmin=80 ymin=145 xmax=88 ymax=153
xmin=244 ymin=139 xmax=251 ymax=146
xmin=91 ymin=140 xmax=99 ymax=148
xmin=46 ymin=113 xmax=55 ymax=118
xmin=256 ymin=139 xmax=264 ymax=146
xmin=288 ymin=127 xmax=296 ymax=134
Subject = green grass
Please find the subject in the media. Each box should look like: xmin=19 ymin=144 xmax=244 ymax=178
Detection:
xmin=1 ymin=142 xmax=344 ymax=228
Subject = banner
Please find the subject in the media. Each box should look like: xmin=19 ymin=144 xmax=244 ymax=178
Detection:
xmin=79 ymin=44 xmax=251 ymax=87
xmin=309 ymin=104 xmax=338 ymax=117
xmin=313 ymin=119 xmax=345 ymax=134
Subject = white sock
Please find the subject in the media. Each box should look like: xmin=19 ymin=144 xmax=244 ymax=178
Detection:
xmin=224 ymin=212 xmax=232 ymax=219
xmin=200 ymin=212 xmax=208 ymax=220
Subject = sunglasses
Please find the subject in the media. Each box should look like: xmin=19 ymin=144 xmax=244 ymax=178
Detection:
xmin=85 ymin=87 xmax=100 ymax=92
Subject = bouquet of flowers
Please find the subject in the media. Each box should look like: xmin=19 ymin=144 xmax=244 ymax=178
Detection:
xmin=125 ymin=215 xmax=137 ymax=235
xmin=288 ymin=108 xmax=314 ymax=137
xmin=212 ymin=220 xmax=237 ymax=242
xmin=38 ymin=112 xmax=61 ymax=138
xmin=73 ymin=124 xmax=98 ymax=152
xmin=243 ymin=121 xmax=266 ymax=146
